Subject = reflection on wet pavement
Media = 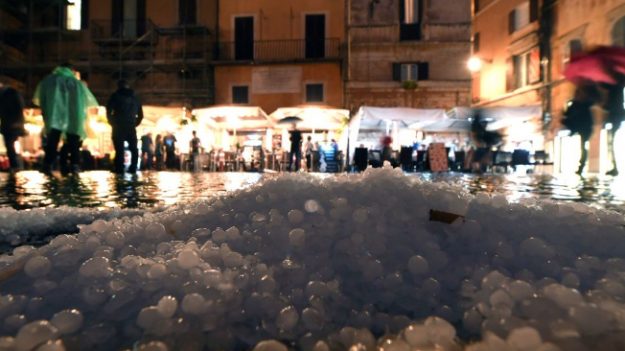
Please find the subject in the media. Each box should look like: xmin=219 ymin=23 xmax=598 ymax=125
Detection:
xmin=0 ymin=171 xmax=624 ymax=211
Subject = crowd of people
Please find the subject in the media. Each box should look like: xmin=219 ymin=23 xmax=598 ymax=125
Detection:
xmin=284 ymin=124 xmax=341 ymax=172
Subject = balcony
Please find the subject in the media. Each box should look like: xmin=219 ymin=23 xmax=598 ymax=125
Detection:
xmin=215 ymin=38 xmax=341 ymax=63
xmin=350 ymin=23 xmax=470 ymax=44
xmin=422 ymin=23 xmax=471 ymax=42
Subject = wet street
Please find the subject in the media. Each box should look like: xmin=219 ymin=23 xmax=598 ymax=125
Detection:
xmin=0 ymin=170 xmax=624 ymax=212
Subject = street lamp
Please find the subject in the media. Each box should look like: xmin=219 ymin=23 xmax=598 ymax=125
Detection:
xmin=467 ymin=56 xmax=490 ymax=72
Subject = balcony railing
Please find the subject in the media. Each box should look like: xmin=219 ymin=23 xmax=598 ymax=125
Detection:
xmin=216 ymin=38 xmax=341 ymax=62
xmin=423 ymin=23 xmax=471 ymax=41
xmin=350 ymin=23 xmax=470 ymax=43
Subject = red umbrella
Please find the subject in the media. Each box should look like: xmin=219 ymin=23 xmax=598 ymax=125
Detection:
xmin=564 ymin=46 xmax=625 ymax=84
xmin=564 ymin=54 xmax=617 ymax=84
xmin=587 ymin=46 xmax=625 ymax=76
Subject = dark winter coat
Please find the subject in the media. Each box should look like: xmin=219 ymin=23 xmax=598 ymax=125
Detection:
xmin=106 ymin=88 xmax=144 ymax=129
xmin=563 ymin=100 xmax=594 ymax=140
xmin=0 ymin=87 xmax=26 ymax=136
xmin=603 ymin=83 xmax=625 ymax=125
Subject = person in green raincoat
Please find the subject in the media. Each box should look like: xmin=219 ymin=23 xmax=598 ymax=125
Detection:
xmin=33 ymin=63 xmax=98 ymax=174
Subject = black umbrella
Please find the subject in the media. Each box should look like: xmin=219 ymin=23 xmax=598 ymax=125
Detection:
xmin=277 ymin=116 xmax=304 ymax=124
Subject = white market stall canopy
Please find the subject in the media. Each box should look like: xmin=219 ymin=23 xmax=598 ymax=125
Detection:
xmin=419 ymin=118 xmax=471 ymax=132
xmin=270 ymin=105 xmax=349 ymax=131
xmin=192 ymin=106 xmax=272 ymax=131
xmin=447 ymin=105 xmax=542 ymax=131
xmin=352 ymin=106 xmax=447 ymax=131
xmin=142 ymin=105 xmax=190 ymax=130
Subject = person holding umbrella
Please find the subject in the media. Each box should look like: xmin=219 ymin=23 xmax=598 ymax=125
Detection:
xmin=562 ymin=82 xmax=600 ymax=175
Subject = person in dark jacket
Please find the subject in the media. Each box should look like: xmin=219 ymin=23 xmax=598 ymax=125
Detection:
xmin=0 ymin=82 xmax=26 ymax=171
xmin=106 ymin=80 xmax=144 ymax=174
xmin=562 ymin=82 xmax=599 ymax=175
xmin=288 ymin=123 xmax=302 ymax=172
xmin=140 ymin=133 xmax=153 ymax=170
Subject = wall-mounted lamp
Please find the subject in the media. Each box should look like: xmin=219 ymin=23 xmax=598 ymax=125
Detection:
xmin=467 ymin=56 xmax=492 ymax=73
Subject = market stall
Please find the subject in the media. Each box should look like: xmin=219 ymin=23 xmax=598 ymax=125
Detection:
xmin=348 ymin=106 xmax=447 ymax=163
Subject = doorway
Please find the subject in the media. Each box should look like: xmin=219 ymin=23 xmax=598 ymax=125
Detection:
xmin=305 ymin=14 xmax=325 ymax=59
xmin=235 ymin=16 xmax=254 ymax=60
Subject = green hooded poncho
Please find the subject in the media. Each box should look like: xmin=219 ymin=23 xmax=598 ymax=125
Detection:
xmin=33 ymin=66 xmax=98 ymax=139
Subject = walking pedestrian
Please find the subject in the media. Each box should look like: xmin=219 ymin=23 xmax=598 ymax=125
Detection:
xmin=189 ymin=130 xmax=201 ymax=171
xmin=106 ymin=80 xmax=144 ymax=174
xmin=602 ymin=77 xmax=625 ymax=176
xmin=0 ymin=81 xmax=26 ymax=172
xmin=33 ymin=63 xmax=98 ymax=175
xmin=303 ymin=136 xmax=314 ymax=171
xmin=164 ymin=133 xmax=177 ymax=169
xmin=141 ymin=133 xmax=154 ymax=170
xmin=288 ymin=123 xmax=302 ymax=172
xmin=562 ymin=82 xmax=599 ymax=175
xmin=154 ymin=134 xmax=164 ymax=170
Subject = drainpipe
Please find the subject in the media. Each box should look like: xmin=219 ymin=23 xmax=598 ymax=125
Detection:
xmin=539 ymin=0 xmax=556 ymax=133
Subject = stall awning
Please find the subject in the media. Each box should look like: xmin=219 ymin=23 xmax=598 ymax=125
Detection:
xmin=270 ymin=105 xmax=349 ymax=131
xmin=447 ymin=105 xmax=542 ymax=131
xmin=354 ymin=106 xmax=447 ymax=130
xmin=192 ymin=105 xmax=272 ymax=131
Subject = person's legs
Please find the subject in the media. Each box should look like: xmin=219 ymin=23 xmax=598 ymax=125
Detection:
xmin=288 ymin=151 xmax=294 ymax=171
xmin=295 ymin=149 xmax=302 ymax=171
xmin=59 ymin=142 xmax=70 ymax=175
xmin=146 ymin=151 xmax=153 ymax=170
xmin=43 ymin=128 xmax=62 ymax=172
xmin=607 ymin=129 xmax=619 ymax=175
xmin=66 ymin=133 xmax=81 ymax=173
xmin=128 ymin=131 xmax=138 ymax=173
xmin=3 ymin=133 xmax=18 ymax=170
xmin=577 ymin=137 xmax=588 ymax=175
xmin=112 ymin=129 xmax=125 ymax=173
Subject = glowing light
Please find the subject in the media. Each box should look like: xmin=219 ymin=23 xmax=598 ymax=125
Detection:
xmin=467 ymin=57 xmax=483 ymax=72
xmin=24 ymin=123 xmax=42 ymax=135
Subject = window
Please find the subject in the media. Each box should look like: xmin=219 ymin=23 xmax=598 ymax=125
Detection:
xmin=508 ymin=0 xmax=537 ymax=34
xmin=473 ymin=32 xmax=480 ymax=53
xmin=400 ymin=0 xmax=421 ymax=41
xmin=562 ymin=39 xmax=583 ymax=66
xmin=392 ymin=62 xmax=429 ymax=81
xmin=232 ymin=86 xmax=249 ymax=104
xmin=403 ymin=0 xmax=420 ymax=24
xmin=66 ymin=0 xmax=82 ymax=30
xmin=306 ymin=84 xmax=324 ymax=103
xmin=474 ymin=0 xmax=480 ymax=14
xmin=508 ymin=47 xmax=540 ymax=90
xmin=612 ymin=15 xmax=625 ymax=47
xmin=179 ymin=0 xmax=197 ymax=25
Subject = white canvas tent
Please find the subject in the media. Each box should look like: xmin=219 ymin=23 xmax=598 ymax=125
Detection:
xmin=270 ymin=105 xmax=349 ymax=131
xmin=193 ymin=106 xmax=272 ymax=131
xmin=447 ymin=105 xmax=542 ymax=131
xmin=348 ymin=106 xmax=447 ymax=161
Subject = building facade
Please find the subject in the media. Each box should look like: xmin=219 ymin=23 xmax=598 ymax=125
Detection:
xmin=346 ymin=0 xmax=472 ymax=112
xmin=471 ymin=0 xmax=625 ymax=173
xmin=213 ymin=0 xmax=345 ymax=114
xmin=1 ymin=0 xmax=218 ymax=107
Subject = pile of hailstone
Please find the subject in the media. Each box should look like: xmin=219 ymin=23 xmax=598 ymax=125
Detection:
xmin=0 ymin=207 xmax=145 ymax=249
xmin=2 ymin=166 xmax=625 ymax=351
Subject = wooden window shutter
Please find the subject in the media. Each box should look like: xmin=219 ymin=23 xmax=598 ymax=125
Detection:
xmin=418 ymin=62 xmax=429 ymax=80
xmin=506 ymin=57 xmax=514 ymax=92
xmin=392 ymin=63 xmax=402 ymax=81
xmin=530 ymin=0 xmax=539 ymax=22
xmin=508 ymin=10 xmax=516 ymax=34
